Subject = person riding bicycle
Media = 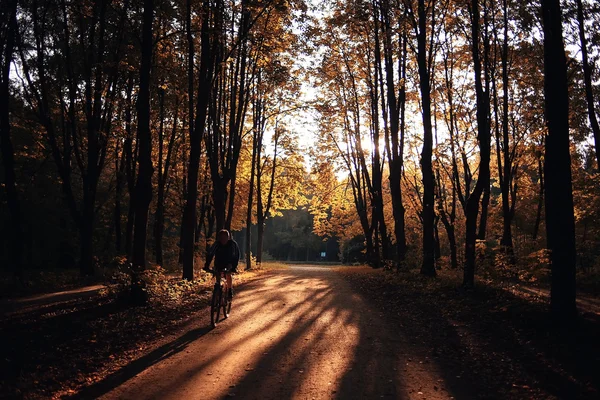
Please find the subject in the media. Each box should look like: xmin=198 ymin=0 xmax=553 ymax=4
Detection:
xmin=203 ymin=229 xmax=240 ymax=299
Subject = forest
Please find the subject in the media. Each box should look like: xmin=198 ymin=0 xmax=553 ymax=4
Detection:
xmin=1 ymin=0 xmax=600 ymax=396
xmin=2 ymin=0 xmax=599 ymax=313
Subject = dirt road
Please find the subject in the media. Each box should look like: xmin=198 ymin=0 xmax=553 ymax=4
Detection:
xmin=94 ymin=266 xmax=464 ymax=400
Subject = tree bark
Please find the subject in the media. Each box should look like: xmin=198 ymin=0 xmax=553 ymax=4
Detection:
xmin=367 ymin=18 xmax=389 ymax=263
xmin=388 ymin=30 xmax=408 ymax=266
xmin=153 ymin=91 xmax=177 ymax=266
xmin=256 ymin=219 xmax=265 ymax=264
xmin=182 ymin=0 xmax=214 ymax=280
xmin=477 ymin=185 xmax=490 ymax=240
xmin=494 ymin=0 xmax=515 ymax=259
xmin=131 ymin=0 xmax=154 ymax=272
xmin=0 ymin=0 xmax=22 ymax=275
xmin=375 ymin=0 xmax=407 ymax=267
xmin=255 ymin=127 xmax=279 ymax=264
xmin=575 ymin=0 xmax=600 ymax=170
xmin=541 ymin=0 xmax=577 ymax=321
xmin=124 ymin=74 xmax=136 ymax=258
xmin=447 ymin=224 xmax=458 ymax=269
xmin=245 ymin=102 xmax=259 ymax=269
xmin=464 ymin=0 xmax=491 ymax=288
xmin=154 ymin=89 xmax=166 ymax=265
xmin=532 ymin=154 xmax=544 ymax=240
xmin=114 ymin=137 xmax=126 ymax=253
xmin=416 ymin=0 xmax=436 ymax=277
xmin=434 ymin=218 xmax=441 ymax=261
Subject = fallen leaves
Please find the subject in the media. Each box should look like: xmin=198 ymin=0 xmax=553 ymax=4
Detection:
xmin=0 ymin=267 xmax=270 ymax=399
xmin=335 ymin=267 xmax=600 ymax=400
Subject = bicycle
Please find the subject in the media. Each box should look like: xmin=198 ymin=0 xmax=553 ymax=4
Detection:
xmin=209 ymin=266 xmax=232 ymax=327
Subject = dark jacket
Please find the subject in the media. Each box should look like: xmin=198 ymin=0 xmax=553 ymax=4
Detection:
xmin=206 ymin=239 xmax=240 ymax=270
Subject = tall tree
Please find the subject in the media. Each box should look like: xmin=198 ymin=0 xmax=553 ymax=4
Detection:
xmin=131 ymin=0 xmax=155 ymax=271
xmin=575 ymin=0 xmax=600 ymax=169
xmin=245 ymin=74 xmax=265 ymax=268
xmin=124 ymin=73 xmax=137 ymax=258
xmin=367 ymin=2 xmax=390 ymax=263
xmin=0 ymin=0 xmax=22 ymax=276
xmin=493 ymin=0 xmax=517 ymax=259
xmin=404 ymin=0 xmax=438 ymax=276
xmin=463 ymin=0 xmax=491 ymax=287
xmin=379 ymin=2 xmax=408 ymax=266
xmin=153 ymin=92 xmax=180 ymax=265
xmin=205 ymin=0 xmax=253 ymax=231
xmin=540 ymin=0 xmax=577 ymax=320
xmin=181 ymin=0 xmax=216 ymax=280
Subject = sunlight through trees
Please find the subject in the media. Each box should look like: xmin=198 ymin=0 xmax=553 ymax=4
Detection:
xmin=1 ymin=0 xmax=599 ymax=317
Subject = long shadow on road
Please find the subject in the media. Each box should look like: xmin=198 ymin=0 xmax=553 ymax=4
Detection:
xmin=77 ymin=267 xmax=471 ymax=400
xmin=72 ymin=326 xmax=213 ymax=400
xmin=156 ymin=266 xmax=457 ymax=400
xmin=339 ymin=269 xmax=600 ymax=400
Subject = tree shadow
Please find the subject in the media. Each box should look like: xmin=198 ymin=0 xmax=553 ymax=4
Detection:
xmin=65 ymin=267 xmax=600 ymax=400
xmin=344 ymin=272 xmax=600 ymax=399
xmin=69 ymin=271 xmax=331 ymax=399
xmin=70 ymin=326 xmax=214 ymax=400
xmin=147 ymin=282 xmax=337 ymax=398
xmin=150 ymin=268 xmax=432 ymax=400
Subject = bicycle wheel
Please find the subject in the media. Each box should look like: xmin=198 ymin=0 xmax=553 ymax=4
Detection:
xmin=210 ymin=284 xmax=222 ymax=327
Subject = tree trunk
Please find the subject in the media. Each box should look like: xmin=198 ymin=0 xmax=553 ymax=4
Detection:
xmin=255 ymin=124 xmax=278 ymax=265
xmin=541 ymin=0 xmax=577 ymax=321
xmin=532 ymin=155 xmax=544 ymax=240
xmin=154 ymin=201 xmax=164 ymax=266
xmin=496 ymin=0 xmax=514 ymax=257
xmin=124 ymin=74 xmax=136 ymax=257
xmin=575 ymin=0 xmax=600 ymax=169
xmin=477 ymin=185 xmax=490 ymax=240
xmin=182 ymin=0 xmax=213 ymax=280
xmin=380 ymin=5 xmax=407 ymax=267
xmin=0 ymin=0 xmax=22 ymax=276
xmin=131 ymin=0 xmax=154 ymax=272
xmin=226 ymin=173 xmax=237 ymax=230
xmin=153 ymin=88 xmax=165 ymax=266
xmin=114 ymin=187 xmax=122 ymax=252
xmin=205 ymin=207 xmax=215 ymax=252
xmin=256 ymin=217 xmax=265 ymax=264
xmin=245 ymin=122 xmax=258 ymax=269
xmin=416 ymin=0 xmax=436 ymax=277
xmin=180 ymin=0 xmax=194 ymax=265
xmin=195 ymin=193 xmax=208 ymax=243
xmin=80 ymin=199 xmax=95 ymax=275
xmin=447 ymin=224 xmax=458 ymax=269
xmin=464 ymin=0 xmax=491 ymax=288
xmin=125 ymin=197 xmax=135 ymax=257
xmin=464 ymin=201 xmax=479 ymax=286
xmin=153 ymin=92 xmax=178 ymax=267
xmin=389 ymin=166 xmax=407 ymax=264
xmin=212 ymin=180 xmax=228 ymax=232
xmin=434 ymin=219 xmax=441 ymax=261
xmin=114 ymin=142 xmax=125 ymax=252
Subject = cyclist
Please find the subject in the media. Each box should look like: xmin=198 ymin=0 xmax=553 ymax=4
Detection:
xmin=203 ymin=229 xmax=240 ymax=299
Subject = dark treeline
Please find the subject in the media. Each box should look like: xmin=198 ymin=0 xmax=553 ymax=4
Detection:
xmin=0 ymin=0 xmax=307 ymax=283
